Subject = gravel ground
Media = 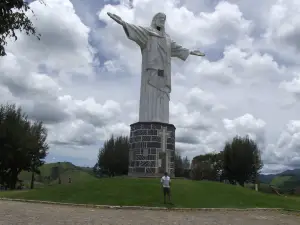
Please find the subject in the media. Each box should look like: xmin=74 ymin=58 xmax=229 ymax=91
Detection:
xmin=0 ymin=200 xmax=300 ymax=225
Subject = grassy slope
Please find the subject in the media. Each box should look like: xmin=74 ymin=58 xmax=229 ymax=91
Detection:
xmin=50 ymin=170 xmax=95 ymax=184
xmin=1 ymin=178 xmax=300 ymax=210
xmin=18 ymin=162 xmax=93 ymax=187
xmin=271 ymin=176 xmax=292 ymax=187
xmin=19 ymin=162 xmax=78 ymax=179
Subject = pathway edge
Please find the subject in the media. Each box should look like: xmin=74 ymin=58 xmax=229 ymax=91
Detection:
xmin=1 ymin=197 xmax=297 ymax=212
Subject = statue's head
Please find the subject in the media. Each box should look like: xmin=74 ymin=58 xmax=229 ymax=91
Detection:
xmin=151 ymin=12 xmax=166 ymax=32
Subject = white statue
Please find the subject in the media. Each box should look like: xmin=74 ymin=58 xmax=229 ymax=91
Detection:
xmin=107 ymin=12 xmax=205 ymax=123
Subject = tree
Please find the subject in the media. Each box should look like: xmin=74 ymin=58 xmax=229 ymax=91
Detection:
xmin=92 ymin=162 xmax=99 ymax=175
xmin=174 ymin=152 xmax=190 ymax=177
xmin=222 ymin=135 xmax=263 ymax=186
xmin=29 ymin=121 xmax=48 ymax=189
xmin=0 ymin=0 xmax=44 ymax=56
xmin=0 ymin=103 xmax=48 ymax=189
xmin=182 ymin=156 xmax=191 ymax=170
xmin=191 ymin=161 xmax=212 ymax=180
xmin=191 ymin=153 xmax=222 ymax=181
xmin=50 ymin=166 xmax=59 ymax=181
xmin=174 ymin=151 xmax=183 ymax=177
xmin=96 ymin=135 xmax=129 ymax=176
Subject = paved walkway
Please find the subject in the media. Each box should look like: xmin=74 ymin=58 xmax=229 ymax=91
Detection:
xmin=0 ymin=200 xmax=299 ymax=225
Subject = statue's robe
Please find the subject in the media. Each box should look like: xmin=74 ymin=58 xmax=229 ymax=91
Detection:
xmin=122 ymin=22 xmax=190 ymax=123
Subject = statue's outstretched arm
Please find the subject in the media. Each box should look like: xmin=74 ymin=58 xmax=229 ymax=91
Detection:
xmin=171 ymin=40 xmax=205 ymax=60
xmin=107 ymin=12 xmax=125 ymax=26
xmin=107 ymin=12 xmax=149 ymax=48
xmin=190 ymin=50 xmax=205 ymax=57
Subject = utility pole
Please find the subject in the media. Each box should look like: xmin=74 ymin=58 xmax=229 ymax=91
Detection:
xmin=58 ymin=162 xmax=61 ymax=184
xmin=30 ymin=154 xmax=35 ymax=189
xmin=30 ymin=170 xmax=35 ymax=189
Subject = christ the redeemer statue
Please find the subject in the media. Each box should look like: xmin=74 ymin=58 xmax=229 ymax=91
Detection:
xmin=107 ymin=12 xmax=205 ymax=124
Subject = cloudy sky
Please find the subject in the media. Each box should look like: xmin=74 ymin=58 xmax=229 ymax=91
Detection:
xmin=1 ymin=0 xmax=300 ymax=174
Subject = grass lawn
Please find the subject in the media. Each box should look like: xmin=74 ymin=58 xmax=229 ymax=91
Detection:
xmin=1 ymin=177 xmax=300 ymax=210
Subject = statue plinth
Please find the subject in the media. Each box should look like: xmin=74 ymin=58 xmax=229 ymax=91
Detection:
xmin=128 ymin=122 xmax=175 ymax=178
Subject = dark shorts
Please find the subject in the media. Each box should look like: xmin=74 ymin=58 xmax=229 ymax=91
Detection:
xmin=163 ymin=187 xmax=170 ymax=196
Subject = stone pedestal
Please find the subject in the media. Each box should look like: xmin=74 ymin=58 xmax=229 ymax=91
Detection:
xmin=128 ymin=122 xmax=175 ymax=178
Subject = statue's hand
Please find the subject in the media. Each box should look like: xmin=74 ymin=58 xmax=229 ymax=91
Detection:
xmin=107 ymin=12 xmax=124 ymax=25
xmin=190 ymin=50 xmax=205 ymax=57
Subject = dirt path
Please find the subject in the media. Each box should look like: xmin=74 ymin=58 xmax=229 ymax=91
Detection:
xmin=0 ymin=200 xmax=299 ymax=225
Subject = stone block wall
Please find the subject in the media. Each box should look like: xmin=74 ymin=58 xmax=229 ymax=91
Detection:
xmin=128 ymin=122 xmax=176 ymax=177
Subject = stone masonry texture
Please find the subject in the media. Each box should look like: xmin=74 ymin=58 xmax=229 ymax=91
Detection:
xmin=128 ymin=122 xmax=175 ymax=177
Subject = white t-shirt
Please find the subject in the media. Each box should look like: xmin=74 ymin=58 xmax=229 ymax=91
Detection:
xmin=161 ymin=175 xmax=171 ymax=188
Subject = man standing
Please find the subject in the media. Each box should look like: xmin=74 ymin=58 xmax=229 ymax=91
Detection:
xmin=161 ymin=172 xmax=171 ymax=204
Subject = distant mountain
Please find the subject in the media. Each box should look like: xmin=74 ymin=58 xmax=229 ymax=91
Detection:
xmin=279 ymin=169 xmax=300 ymax=177
xmin=259 ymin=168 xmax=300 ymax=187
xmin=259 ymin=174 xmax=277 ymax=184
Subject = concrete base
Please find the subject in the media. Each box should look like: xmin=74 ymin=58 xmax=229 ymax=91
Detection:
xmin=128 ymin=122 xmax=175 ymax=177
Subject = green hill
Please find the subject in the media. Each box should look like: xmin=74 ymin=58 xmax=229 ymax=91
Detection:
xmin=50 ymin=169 xmax=95 ymax=184
xmin=260 ymin=169 xmax=300 ymax=184
xmin=1 ymin=178 xmax=300 ymax=210
xmin=18 ymin=162 xmax=94 ymax=187
xmin=259 ymin=169 xmax=300 ymax=193
xmin=269 ymin=175 xmax=300 ymax=193
xmin=271 ymin=176 xmax=293 ymax=187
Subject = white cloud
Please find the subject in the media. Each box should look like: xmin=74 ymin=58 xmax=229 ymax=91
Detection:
xmin=223 ymin=114 xmax=266 ymax=148
xmin=223 ymin=114 xmax=266 ymax=134
xmin=59 ymin=96 xmax=122 ymax=127
xmin=263 ymin=120 xmax=300 ymax=168
xmin=280 ymin=73 xmax=300 ymax=99
xmin=186 ymin=87 xmax=227 ymax=112
xmin=0 ymin=0 xmax=299 ymax=173
xmin=170 ymin=101 xmax=215 ymax=130
xmin=49 ymin=119 xmax=101 ymax=146
xmin=11 ymin=0 xmax=93 ymax=74
xmin=257 ymin=0 xmax=300 ymax=66
xmin=264 ymin=0 xmax=300 ymax=52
